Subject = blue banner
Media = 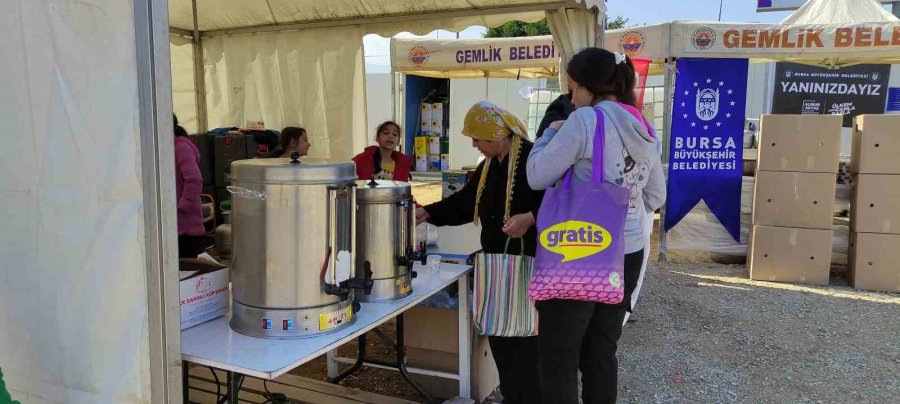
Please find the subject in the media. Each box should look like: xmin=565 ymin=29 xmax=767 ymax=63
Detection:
xmin=665 ymin=58 xmax=748 ymax=241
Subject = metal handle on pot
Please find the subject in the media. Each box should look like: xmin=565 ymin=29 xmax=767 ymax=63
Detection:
xmin=325 ymin=187 xmax=337 ymax=285
xmin=323 ymin=256 xmax=374 ymax=303
xmin=322 ymin=187 xmax=356 ymax=292
xmin=226 ymin=186 xmax=266 ymax=200
xmin=398 ymin=198 xmax=425 ymax=278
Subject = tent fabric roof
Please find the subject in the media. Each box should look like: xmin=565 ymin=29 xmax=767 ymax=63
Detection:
xmin=780 ymin=0 xmax=899 ymax=25
xmin=169 ymin=0 xmax=603 ymax=33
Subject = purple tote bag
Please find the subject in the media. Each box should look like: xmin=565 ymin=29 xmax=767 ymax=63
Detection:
xmin=529 ymin=108 xmax=629 ymax=304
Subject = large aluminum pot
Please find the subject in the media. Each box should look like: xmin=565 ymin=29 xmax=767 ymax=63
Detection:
xmin=228 ymin=157 xmax=362 ymax=338
xmin=355 ymin=179 xmax=418 ymax=302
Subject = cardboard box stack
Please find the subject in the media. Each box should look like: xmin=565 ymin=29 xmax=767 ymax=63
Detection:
xmin=848 ymin=115 xmax=900 ymax=293
xmin=749 ymin=115 xmax=842 ymax=286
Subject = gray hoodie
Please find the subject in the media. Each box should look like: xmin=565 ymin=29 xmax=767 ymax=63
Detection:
xmin=527 ymin=100 xmax=666 ymax=254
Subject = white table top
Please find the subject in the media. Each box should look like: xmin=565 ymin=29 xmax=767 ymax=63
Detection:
xmin=181 ymin=263 xmax=472 ymax=380
xmin=429 ymin=223 xmax=482 ymax=260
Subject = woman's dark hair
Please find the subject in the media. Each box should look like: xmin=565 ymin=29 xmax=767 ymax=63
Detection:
xmin=566 ymin=48 xmax=637 ymax=107
xmin=280 ymin=126 xmax=307 ymax=153
xmin=373 ymin=121 xmax=401 ymax=174
xmin=173 ymin=114 xmax=188 ymax=137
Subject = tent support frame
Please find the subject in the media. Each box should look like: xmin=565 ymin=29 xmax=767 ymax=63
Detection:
xmin=658 ymin=58 xmax=675 ymax=261
xmin=195 ymin=3 xmax=574 ymax=38
xmin=134 ymin=0 xmax=183 ymax=401
xmin=191 ymin=0 xmax=208 ymax=132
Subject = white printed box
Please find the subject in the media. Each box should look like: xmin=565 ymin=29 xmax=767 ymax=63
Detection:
xmin=179 ymin=255 xmax=230 ymax=330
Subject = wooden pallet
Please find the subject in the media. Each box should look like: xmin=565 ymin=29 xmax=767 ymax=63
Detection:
xmin=186 ymin=366 xmax=417 ymax=404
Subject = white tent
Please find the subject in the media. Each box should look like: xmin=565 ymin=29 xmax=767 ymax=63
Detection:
xmin=604 ymin=0 xmax=900 ymax=70
xmin=604 ymin=23 xmax=671 ymax=75
xmin=391 ymin=35 xmax=559 ymax=79
xmin=780 ymin=0 xmax=898 ymax=25
xmin=0 ymin=1 xmax=606 ymax=402
xmin=168 ymin=0 xmax=605 ymax=160
xmin=670 ymin=0 xmax=900 ymax=67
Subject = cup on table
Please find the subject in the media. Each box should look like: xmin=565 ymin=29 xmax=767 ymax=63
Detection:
xmin=427 ymin=254 xmax=442 ymax=274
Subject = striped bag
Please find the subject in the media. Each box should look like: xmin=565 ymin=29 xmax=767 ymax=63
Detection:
xmin=473 ymin=238 xmax=539 ymax=337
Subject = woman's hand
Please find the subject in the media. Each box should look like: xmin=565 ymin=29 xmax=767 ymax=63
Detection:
xmin=548 ymin=120 xmax=566 ymax=131
xmin=415 ymin=207 xmax=430 ymax=224
xmin=502 ymin=212 xmax=535 ymax=238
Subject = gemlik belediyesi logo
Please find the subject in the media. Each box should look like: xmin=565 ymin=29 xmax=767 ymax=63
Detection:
xmin=408 ymin=45 xmax=429 ymax=67
xmin=692 ymin=27 xmax=716 ymax=50
xmin=540 ymin=221 xmax=612 ymax=262
xmin=618 ymin=30 xmax=646 ymax=57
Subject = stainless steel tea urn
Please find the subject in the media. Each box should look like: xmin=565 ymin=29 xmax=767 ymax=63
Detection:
xmin=228 ymin=154 xmax=372 ymax=339
xmin=354 ymin=179 xmax=425 ymax=302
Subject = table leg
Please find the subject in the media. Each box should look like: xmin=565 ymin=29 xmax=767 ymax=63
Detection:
xmin=457 ymin=275 xmax=471 ymax=398
xmin=182 ymin=362 xmax=189 ymax=404
xmin=326 ymin=349 xmax=339 ymax=379
xmin=395 ymin=314 xmax=435 ymax=404
xmin=331 ymin=334 xmax=366 ymax=384
xmin=227 ymin=371 xmax=243 ymax=403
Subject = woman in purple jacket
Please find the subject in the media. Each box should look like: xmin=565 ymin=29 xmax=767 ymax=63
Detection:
xmin=174 ymin=115 xmax=207 ymax=258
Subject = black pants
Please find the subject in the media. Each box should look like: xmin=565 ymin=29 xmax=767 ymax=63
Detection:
xmin=536 ymin=249 xmax=645 ymax=404
xmin=488 ymin=335 xmax=542 ymax=404
xmin=178 ymin=235 xmax=209 ymax=258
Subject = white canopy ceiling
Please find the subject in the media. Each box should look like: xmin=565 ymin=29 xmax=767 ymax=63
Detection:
xmin=169 ymin=0 xmax=603 ymax=35
xmin=780 ymin=0 xmax=899 ymax=25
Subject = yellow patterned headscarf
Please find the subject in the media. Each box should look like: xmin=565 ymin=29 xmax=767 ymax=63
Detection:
xmin=461 ymin=101 xmax=530 ymax=226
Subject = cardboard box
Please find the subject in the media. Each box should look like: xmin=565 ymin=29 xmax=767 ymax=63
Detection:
xmin=443 ymin=170 xmax=468 ymax=199
xmin=432 ymin=102 xmax=444 ymax=119
xmin=851 ymin=114 xmax=900 ymax=174
xmin=752 ymin=171 xmax=836 ymax=230
xmin=757 ymin=114 xmax=842 ymax=173
xmin=850 ymin=174 xmax=900 ymax=234
xmin=749 ymin=225 xmax=832 ymax=285
xmin=421 ymin=103 xmax=433 ymax=123
xmin=849 ymin=232 xmax=900 ymax=293
xmin=404 ymin=305 xmax=459 ymax=353
xmin=404 ymin=305 xmax=499 ymax=402
xmin=179 ymin=257 xmax=230 ymax=331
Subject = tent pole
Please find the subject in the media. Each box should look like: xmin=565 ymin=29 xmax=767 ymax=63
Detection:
xmin=658 ymin=59 xmax=675 ymax=261
xmin=134 ymin=0 xmax=183 ymax=400
xmin=191 ymin=0 xmax=208 ymax=132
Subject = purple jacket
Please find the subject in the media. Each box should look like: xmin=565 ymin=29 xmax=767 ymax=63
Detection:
xmin=175 ymin=136 xmax=205 ymax=236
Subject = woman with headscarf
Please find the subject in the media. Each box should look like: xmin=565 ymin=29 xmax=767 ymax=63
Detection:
xmin=415 ymin=101 xmax=544 ymax=404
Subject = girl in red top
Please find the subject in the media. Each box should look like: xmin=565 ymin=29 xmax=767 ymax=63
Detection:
xmin=352 ymin=121 xmax=413 ymax=182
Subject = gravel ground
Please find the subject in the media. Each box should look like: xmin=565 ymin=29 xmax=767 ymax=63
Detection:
xmin=619 ymin=256 xmax=900 ymax=404
xmin=231 ymin=182 xmax=900 ymax=403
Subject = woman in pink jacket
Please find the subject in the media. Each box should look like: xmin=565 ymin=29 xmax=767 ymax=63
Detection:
xmin=174 ymin=116 xmax=207 ymax=258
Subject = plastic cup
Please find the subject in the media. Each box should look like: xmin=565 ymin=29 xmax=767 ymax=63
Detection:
xmin=427 ymin=255 xmax=442 ymax=274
